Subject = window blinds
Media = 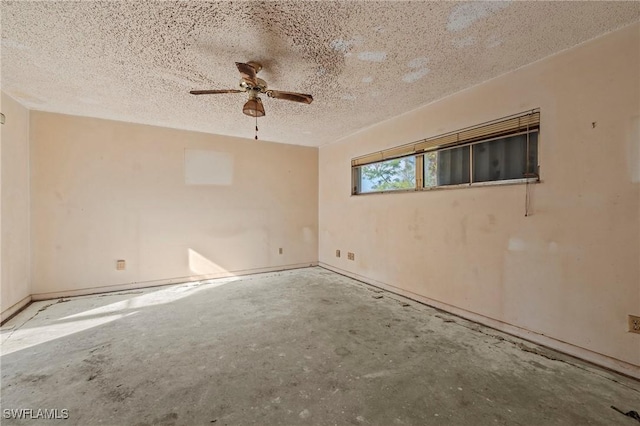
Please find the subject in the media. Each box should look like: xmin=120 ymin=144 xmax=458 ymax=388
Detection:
xmin=351 ymin=109 xmax=540 ymax=167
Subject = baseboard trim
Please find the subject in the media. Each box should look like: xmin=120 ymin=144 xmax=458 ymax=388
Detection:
xmin=319 ymin=262 xmax=640 ymax=380
xmin=31 ymin=262 xmax=318 ymax=301
xmin=1 ymin=295 xmax=32 ymax=325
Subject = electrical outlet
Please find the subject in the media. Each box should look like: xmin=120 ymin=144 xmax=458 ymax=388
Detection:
xmin=336 ymin=250 xmax=341 ymax=258
xmin=116 ymin=259 xmax=125 ymax=270
xmin=629 ymin=315 xmax=640 ymax=334
xmin=347 ymin=252 xmax=355 ymax=261
xmin=279 ymin=248 xmax=283 ymax=255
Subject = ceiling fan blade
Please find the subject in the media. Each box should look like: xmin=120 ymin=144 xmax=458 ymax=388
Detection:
xmin=236 ymin=62 xmax=258 ymax=86
xmin=266 ymin=90 xmax=313 ymax=104
xmin=190 ymin=89 xmax=244 ymax=95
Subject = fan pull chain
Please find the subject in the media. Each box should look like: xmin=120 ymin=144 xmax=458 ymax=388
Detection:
xmin=255 ymin=115 xmax=258 ymax=140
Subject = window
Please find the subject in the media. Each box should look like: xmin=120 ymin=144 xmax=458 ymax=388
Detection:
xmin=357 ymin=156 xmax=416 ymax=194
xmin=434 ymin=145 xmax=470 ymax=186
xmin=424 ymin=131 xmax=538 ymax=186
xmin=351 ymin=110 xmax=539 ymax=195
xmin=472 ymin=132 xmax=538 ymax=182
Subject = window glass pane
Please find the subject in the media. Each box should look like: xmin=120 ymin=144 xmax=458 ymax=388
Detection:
xmin=359 ymin=156 xmax=416 ymax=193
xmin=472 ymin=132 xmax=537 ymax=182
xmin=526 ymin=132 xmax=538 ymax=175
xmin=436 ymin=145 xmax=470 ymax=186
xmin=424 ymin=151 xmax=438 ymax=188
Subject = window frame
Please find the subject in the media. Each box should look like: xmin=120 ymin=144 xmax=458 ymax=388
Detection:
xmin=351 ymin=110 xmax=540 ymax=196
xmin=354 ymin=155 xmax=418 ymax=195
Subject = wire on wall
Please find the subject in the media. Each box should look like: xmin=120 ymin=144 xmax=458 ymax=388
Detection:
xmin=525 ymin=179 xmax=531 ymax=216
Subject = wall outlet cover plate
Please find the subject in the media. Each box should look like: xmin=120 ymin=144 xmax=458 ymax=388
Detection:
xmin=629 ymin=315 xmax=640 ymax=334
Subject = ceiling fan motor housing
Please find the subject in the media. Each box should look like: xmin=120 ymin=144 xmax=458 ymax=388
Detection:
xmin=240 ymin=78 xmax=267 ymax=92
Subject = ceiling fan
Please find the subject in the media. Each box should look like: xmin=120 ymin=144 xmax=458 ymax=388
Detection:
xmin=190 ymin=61 xmax=313 ymax=118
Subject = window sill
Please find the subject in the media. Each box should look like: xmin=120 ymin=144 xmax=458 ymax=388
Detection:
xmin=353 ymin=177 xmax=540 ymax=196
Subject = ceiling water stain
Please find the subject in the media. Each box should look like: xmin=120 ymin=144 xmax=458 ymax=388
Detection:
xmin=407 ymin=57 xmax=429 ymax=68
xmin=447 ymin=1 xmax=511 ymax=32
xmin=402 ymin=68 xmax=430 ymax=84
xmin=357 ymin=51 xmax=387 ymax=62
xmin=453 ymin=36 xmax=477 ymax=48
xmin=329 ymin=37 xmax=363 ymax=54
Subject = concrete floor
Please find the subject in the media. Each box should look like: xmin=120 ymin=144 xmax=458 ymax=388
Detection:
xmin=1 ymin=267 xmax=638 ymax=425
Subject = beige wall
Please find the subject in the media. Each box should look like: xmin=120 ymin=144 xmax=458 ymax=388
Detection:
xmin=1 ymin=92 xmax=31 ymax=318
xmin=30 ymin=112 xmax=318 ymax=296
xmin=3 ymin=21 xmax=638 ymax=377
xmin=319 ymin=24 xmax=640 ymax=372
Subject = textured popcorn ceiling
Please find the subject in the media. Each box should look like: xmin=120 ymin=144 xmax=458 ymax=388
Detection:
xmin=1 ymin=1 xmax=639 ymax=147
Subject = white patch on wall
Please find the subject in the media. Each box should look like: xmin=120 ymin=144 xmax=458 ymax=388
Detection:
xmin=507 ymin=237 xmax=526 ymax=252
xmin=447 ymin=1 xmax=510 ymax=32
xmin=362 ymin=76 xmax=373 ymax=83
xmin=358 ymin=51 xmax=387 ymax=62
xmin=402 ymin=68 xmax=430 ymax=83
xmin=341 ymin=94 xmax=356 ymax=101
xmin=184 ymin=149 xmax=234 ymax=185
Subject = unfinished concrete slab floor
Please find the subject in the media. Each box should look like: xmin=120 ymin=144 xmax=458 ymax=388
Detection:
xmin=1 ymin=267 xmax=638 ymax=425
